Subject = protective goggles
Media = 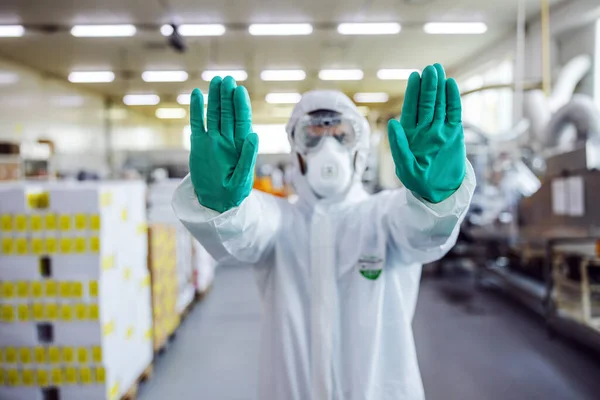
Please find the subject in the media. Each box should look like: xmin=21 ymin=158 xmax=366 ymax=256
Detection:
xmin=293 ymin=113 xmax=358 ymax=153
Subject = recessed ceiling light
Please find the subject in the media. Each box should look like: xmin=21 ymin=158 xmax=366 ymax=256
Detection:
xmin=123 ymin=94 xmax=160 ymax=106
xmin=156 ymin=108 xmax=187 ymax=119
xmin=0 ymin=25 xmax=24 ymax=37
xmin=249 ymin=24 xmax=313 ymax=36
xmin=68 ymin=71 xmax=115 ymax=83
xmin=337 ymin=23 xmax=401 ymax=35
xmin=71 ymin=25 xmax=137 ymax=37
xmin=353 ymin=92 xmax=389 ymax=103
xmin=377 ymin=69 xmax=418 ymax=80
xmin=141 ymin=70 xmax=188 ymax=82
xmin=161 ymin=24 xmax=226 ymax=37
xmin=177 ymin=93 xmax=209 ymax=105
xmin=318 ymin=69 xmax=364 ymax=81
xmin=265 ymin=93 xmax=302 ymax=104
xmin=201 ymin=70 xmax=248 ymax=82
xmin=423 ymin=22 xmax=488 ymax=34
xmin=260 ymin=70 xmax=306 ymax=81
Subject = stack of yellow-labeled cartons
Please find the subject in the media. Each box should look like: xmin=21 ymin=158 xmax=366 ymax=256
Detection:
xmin=0 ymin=181 xmax=152 ymax=400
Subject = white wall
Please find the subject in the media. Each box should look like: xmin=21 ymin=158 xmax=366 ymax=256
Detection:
xmin=0 ymin=58 xmax=172 ymax=174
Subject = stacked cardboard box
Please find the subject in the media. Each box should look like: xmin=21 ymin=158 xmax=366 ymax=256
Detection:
xmin=147 ymin=225 xmax=180 ymax=351
xmin=0 ymin=181 xmax=152 ymax=400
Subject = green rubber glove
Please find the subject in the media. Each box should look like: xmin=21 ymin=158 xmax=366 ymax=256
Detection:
xmin=388 ymin=63 xmax=466 ymax=203
xmin=188 ymin=76 xmax=259 ymax=213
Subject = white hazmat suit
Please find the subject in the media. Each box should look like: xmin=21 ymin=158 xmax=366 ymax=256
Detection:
xmin=173 ymin=90 xmax=475 ymax=400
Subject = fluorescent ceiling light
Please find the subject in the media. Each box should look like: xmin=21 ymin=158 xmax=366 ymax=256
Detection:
xmin=423 ymin=22 xmax=488 ymax=35
xmin=123 ymin=94 xmax=160 ymax=106
xmin=142 ymin=70 xmax=188 ymax=82
xmin=178 ymin=93 xmax=208 ymax=106
xmin=201 ymin=70 xmax=248 ymax=82
xmin=353 ymin=92 xmax=389 ymax=103
xmin=260 ymin=70 xmax=306 ymax=81
xmin=377 ymin=69 xmax=418 ymax=80
xmin=337 ymin=23 xmax=401 ymax=35
xmin=68 ymin=71 xmax=115 ymax=83
xmin=265 ymin=93 xmax=302 ymax=104
xmin=0 ymin=72 xmax=19 ymax=85
xmin=161 ymin=24 xmax=226 ymax=37
xmin=71 ymin=25 xmax=137 ymax=37
xmin=318 ymin=69 xmax=363 ymax=81
xmin=249 ymin=24 xmax=313 ymax=36
xmin=156 ymin=108 xmax=187 ymax=119
xmin=0 ymin=25 xmax=24 ymax=37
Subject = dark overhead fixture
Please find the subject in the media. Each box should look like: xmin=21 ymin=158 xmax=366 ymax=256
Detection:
xmin=166 ymin=23 xmax=187 ymax=53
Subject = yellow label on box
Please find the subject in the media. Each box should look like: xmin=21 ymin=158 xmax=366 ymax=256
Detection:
xmin=30 ymin=215 xmax=43 ymax=231
xmin=74 ymin=237 xmax=86 ymax=253
xmin=90 ymin=214 xmax=101 ymax=230
xmin=95 ymin=367 xmax=106 ymax=384
xmin=31 ymin=238 xmax=44 ymax=254
xmin=72 ymin=282 xmax=83 ymax=298
xmin=2 ymin=282 xmax=15 ymax=298
xmin=75 ymin=304 xmax=87 ymax=320
xmin=90 ymin=236 xmax=100 ymax=252
xmin=45 ymin=303 xmax=58 ymax=320
xmin=34 ymin=347 xmax=46 ymax=363
xmin=27 ymin=193 xmax=39 ymax=209
xmin=5 ymin=347 xmax=17 ymax=363
xmin=22 ymin=369 xmax=34 ymax=386
xmin=45 ymin=280 xmax=57 ymax=297
xmin=0 ymin=368 xmax=4 ymax=385
xmin=103 ymin=320 xmax=115 ymax=336
xmin=65 ymin=367 xmax=77 ymax=384
xmin=77 ymin=347 xmax=89 ymax=364
xmin=18 ymin=304 xmax=30 ymax=321
xmin=15 ymin=214 xmax=28 ymax=231
xmin=59 ymin=215 xmax=72 ymax=231
xmin=60 ymin=305 xmax=73 ymax=321
xmin=37 ymin=369 xmax=49 ymax=387
xmin=89 ymin=281 xmax=99 ymax=297
xmin=19 ymin=347 xmax=32 ymax=364
xmin=16 ymin=238 xmax=28 ymax=254
xmin=32 ymin=303 xmax=44 ymax=320
xmin=45 ymin=237 xmax=57 ymax=254
xmin=92 ymin=346 xmax=102 ymax=363
xmin=2 ymin=305 xmax=15 ymax=322
xmin=79 ymin=367 xmax=92 ymax=384
xmin=31 ymin=281 xmax=43 ymax=298
xmin=16 ymin=281 xmax=29 ymax=297
xmin=37 ymin=192 xmax=50 ymax=209
xmin=0 ymin=348 xmax=3 ymax=363
xmin=60 ymin=238 xmax=73 ymax=254
xmin=1 ymin=237 xmax=13 ymax=254
xmin=62 ymin=347 xmax=75 ymax=364
xmin=7 ymin=368 xmax=19 ymax=387
xmin=59 ymin=281 xmax=72 ymax=297
xmin=75 ymin=213 xmax=88 ymax=230
xmin=51 ymin=367 xmax=63 ymax=385
xmin=1 ymin=215 xmax=12 ymax=231
xmin=102 ymin=255 xmax=114 ymax=270
xmin=89 ymin=304 xmax=99 ymax=320
xmin=45 ymin=213 xmax=57 ymax=230
xmin=48 ymin=347 xmax=60 ymax=364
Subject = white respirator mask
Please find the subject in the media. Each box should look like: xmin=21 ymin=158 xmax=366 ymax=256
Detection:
xmin=304 ymin=137 xmax=353 ymax=198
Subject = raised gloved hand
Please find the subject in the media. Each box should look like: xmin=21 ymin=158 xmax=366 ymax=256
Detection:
xmin=188 ymin=76 xmax=259 ymax=212
xmin=388 ymin=63 xmax=466 ymax=204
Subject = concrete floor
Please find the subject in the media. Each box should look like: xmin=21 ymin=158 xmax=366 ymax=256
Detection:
xmin=139 ymin=265 xmax=600 ymax=400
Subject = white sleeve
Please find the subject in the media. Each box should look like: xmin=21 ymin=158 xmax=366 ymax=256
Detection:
xmin=172 ymin=174 xmax=283 ymax=264
xmin=383 ymin=160 xmax=476 ymax=265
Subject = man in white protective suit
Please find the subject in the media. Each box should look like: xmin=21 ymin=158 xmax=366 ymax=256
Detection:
xmin=172 ymin=63 xmax=475 ymax=400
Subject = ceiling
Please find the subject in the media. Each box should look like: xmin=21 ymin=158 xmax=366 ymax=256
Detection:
xmin=0 ymin=0 xmax=568 ymax=123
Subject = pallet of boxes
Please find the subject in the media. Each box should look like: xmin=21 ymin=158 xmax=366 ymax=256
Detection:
xmin=0 ymin=181 xmax=153 ymax=400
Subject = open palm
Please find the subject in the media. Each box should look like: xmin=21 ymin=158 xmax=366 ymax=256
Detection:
xmin=388 ymin=63 xmax=466 ymax=203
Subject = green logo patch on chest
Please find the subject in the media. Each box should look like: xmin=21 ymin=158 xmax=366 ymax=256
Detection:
xmin=358 ymin=255 xmax=383 ymax=280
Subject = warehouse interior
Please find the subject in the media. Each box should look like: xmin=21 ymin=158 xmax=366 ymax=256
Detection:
xmin=1 ymin=0 xmax=600 ymax=399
